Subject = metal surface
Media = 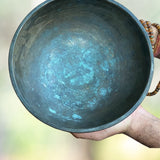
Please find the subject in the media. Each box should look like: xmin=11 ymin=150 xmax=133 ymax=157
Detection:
xmin=9 ymin=0 xmax=154 ymax=132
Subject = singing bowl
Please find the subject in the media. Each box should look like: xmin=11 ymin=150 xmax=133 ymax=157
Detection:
xmin=9 ymin=0 xmax=153 ymax=132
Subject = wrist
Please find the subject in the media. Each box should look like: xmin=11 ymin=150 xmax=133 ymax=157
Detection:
xmin=124 ymin=106 xmax=143 ymax=136
xmin=124 ymin=106 xmax=160 ymax=148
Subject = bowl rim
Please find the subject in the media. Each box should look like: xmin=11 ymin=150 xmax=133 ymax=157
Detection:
xmin=8 ymin=0 xmax=154 ymax=133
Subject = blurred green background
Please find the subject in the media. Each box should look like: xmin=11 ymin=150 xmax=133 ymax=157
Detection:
xmin=0 ymin=0 xmax=160 ymax=160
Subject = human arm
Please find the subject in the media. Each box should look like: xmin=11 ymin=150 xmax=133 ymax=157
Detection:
xmin=125 ymin=106 xmax=160 ymax=148
xmin=72 ymin=106 xmax=160 ymax=148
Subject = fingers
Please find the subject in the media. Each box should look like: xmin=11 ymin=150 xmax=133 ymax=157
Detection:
xmin=71 ymin=106 xmax=143 ymax=141
xmin=71 ymin=130 xmax=107 ymax=141
xmin=71 ymin=120 xmax=127 ymax=140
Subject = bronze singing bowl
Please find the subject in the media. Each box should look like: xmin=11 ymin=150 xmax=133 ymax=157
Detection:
xmin=9 ymin=0 xmax=153 ymax=132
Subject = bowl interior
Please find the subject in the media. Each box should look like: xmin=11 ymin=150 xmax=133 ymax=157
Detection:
xmin=10 ymin=0 xmax=152 ymax=132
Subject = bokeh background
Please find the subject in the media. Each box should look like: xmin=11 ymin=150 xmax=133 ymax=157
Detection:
xmin=0 ymin=0 xmax=160 ymax=160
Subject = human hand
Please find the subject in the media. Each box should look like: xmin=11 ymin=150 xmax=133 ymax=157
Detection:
xmin=72 ymin=105 xmax=138 ymax=141
xmin=72 ymin=105 xmax=160 ymax=148
xmin=72 ymin=24 xmax=160 ymax=148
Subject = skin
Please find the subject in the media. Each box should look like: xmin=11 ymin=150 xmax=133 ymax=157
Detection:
xmin=72 ymin=26 xmax=160 ymax=148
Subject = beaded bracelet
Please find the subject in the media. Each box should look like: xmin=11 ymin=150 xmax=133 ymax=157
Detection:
xmin=148 ymin=23 xmax=160 ymax=96
xmin=139 ymin=20 xmax=160 ymax=96
xmin=139 ymin=19 xmax=155 ymax=50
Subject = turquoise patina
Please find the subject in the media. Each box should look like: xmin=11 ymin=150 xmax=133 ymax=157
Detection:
xmin=9 ymin=0 xmax=153 ymax=132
